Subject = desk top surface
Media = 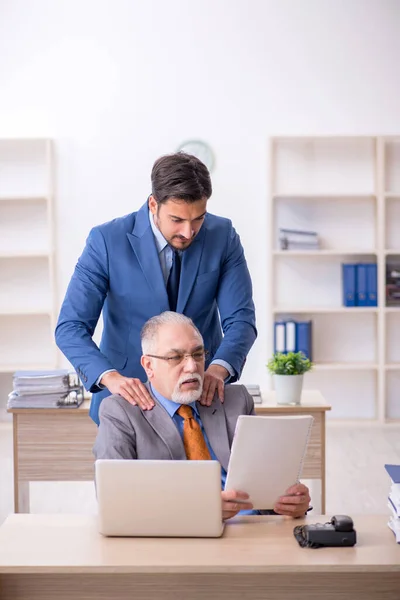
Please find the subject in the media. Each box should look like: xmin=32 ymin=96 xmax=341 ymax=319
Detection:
xmin=0 ymin=514 xmax=397 ymax=574
xmin=8 ymin=390 xmax=330 ymax=415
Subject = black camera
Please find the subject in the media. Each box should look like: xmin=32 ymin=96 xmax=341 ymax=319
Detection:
xmin=294 ymin=515 xmax=357 ymax=548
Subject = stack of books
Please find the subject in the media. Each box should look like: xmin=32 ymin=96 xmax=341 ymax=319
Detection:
xmin=244 ymin=384 xmax=262 ymax=404
xmin=7 ymin=370 xmax=84 ymax=409
xmin=385 ymin=464 xmax=400 ymax=543
xmin=279 ymin=228 xmax=319 ymax=251
xmin=386 ymin=263 xmax=400 ymax=306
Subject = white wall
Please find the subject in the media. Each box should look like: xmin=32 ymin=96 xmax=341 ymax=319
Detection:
xmin=0 ymin=0 xmax=399 ymax=390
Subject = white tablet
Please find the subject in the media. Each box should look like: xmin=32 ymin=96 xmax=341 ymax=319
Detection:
xmin=225 ymin=415 xmax=314 ymax=509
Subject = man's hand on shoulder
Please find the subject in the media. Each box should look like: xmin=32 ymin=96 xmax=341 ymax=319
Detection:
xmin=200 ymin=365 xmax=227 ymax=406
xmin=273 ymin=483 xmax=311 ymax=518
xmin=100 ymin=372 xmax=155 ymax=410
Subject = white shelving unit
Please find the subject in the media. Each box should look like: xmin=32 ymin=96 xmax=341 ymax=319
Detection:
xmin=270 ymin=136 xmax=400 ymax=423
xmin=0 ymin=139 xmax=57 ymax=419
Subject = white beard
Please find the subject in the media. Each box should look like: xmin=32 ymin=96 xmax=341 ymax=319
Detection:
xmin=171 ymin=373 xmax=203 ymax=404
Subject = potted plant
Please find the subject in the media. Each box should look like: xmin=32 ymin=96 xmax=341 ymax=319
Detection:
xmin=267 ymin=351 xmax=313 ymax=405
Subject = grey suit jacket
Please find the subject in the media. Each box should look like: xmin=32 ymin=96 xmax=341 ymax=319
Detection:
xmin=93 ymin=383 xmax=255 ymax=472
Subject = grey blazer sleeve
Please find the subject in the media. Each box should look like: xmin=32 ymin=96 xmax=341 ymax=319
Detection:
xmin=93 ymin=396 xmax=137 ymax=460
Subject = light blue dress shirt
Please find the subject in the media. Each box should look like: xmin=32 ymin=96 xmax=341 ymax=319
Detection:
xmin=151 ymin=384 xmax=258 ymax=516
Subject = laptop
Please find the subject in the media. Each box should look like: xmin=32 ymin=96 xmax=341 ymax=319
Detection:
xmin=95 ymin=459 xmax=224 ymax=537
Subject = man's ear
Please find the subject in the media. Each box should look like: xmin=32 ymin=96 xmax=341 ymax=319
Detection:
xmin=141 ymin=355 xmax=154 ymax=379
xmin=148 ymin=195 xmax=157 ymax=215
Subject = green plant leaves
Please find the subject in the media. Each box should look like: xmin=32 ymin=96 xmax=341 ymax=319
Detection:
xmin=267 ymin=351 xmax=312 ymax=375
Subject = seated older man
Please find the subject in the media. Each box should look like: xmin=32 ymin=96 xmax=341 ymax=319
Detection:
xmin=93 ymin=311 xmax=311 ymax=521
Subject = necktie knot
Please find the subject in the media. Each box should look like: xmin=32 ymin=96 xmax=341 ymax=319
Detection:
xmin=177 ymin=405 xmax=194 ymax=420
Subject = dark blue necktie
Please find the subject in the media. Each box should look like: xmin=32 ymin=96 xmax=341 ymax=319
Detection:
xmin=167 ymin=249 xmax=181 ymax=311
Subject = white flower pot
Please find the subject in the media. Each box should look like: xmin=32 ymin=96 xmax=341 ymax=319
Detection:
xmin=274 ymin=374 xmax=304 ymax=405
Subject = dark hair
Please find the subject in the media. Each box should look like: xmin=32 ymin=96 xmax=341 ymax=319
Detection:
xmin=151 ymin=152 xmax=212 ymax=204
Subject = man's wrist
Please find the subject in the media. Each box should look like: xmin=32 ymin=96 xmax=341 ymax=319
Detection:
xmin=210 ymin=359 xmax=234 ymax=382
xmin=206 ymin=364 xmax=229 ymax=380
xmin=98 ymin=369 xmax=117 ymax=388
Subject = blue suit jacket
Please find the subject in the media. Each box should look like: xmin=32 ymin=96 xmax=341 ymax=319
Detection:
xmin=55 ymin=201 xmax=257 ymax=424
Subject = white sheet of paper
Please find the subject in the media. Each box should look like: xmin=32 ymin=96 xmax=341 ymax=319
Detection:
xmin=225 ymin=414 xmax=314 ymax=509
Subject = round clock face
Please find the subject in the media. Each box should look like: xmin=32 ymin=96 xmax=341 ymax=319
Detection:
xmin=177 ymin=140 xmax=214 ymax=172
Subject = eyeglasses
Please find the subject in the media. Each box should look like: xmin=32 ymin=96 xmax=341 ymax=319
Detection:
xmin=146 ymin=349 xmax=209 ymax=367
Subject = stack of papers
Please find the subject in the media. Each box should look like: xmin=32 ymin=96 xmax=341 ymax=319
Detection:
xmin=7 ymin=370 xmax=83 ymax=409
xmin=245 ymin=384 xmax=262 ymax=404
xmin=385 ymin=464 xmax=400 ymax=543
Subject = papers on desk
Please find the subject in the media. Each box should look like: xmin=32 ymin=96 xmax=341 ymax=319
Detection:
xmin=7 ymin=369 xmax=84 ymax=409
xmin=385 ymin=464 xmax=400 ymax=543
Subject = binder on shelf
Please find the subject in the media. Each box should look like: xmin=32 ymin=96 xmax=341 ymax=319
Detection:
xmin=366 ymin=263 xmax=378 ymax=306
xmin=356 ymin=264 xmax=368 ymax=307
xmin=296 ymin=321 xmax=313 ymax=361
xmin=285 ymin=320 xmax=296 ymax=352
xmin=342 ymin=264 xmax=357 ymax=307
xmin=274 ymin=321 xmax=286 ymax=353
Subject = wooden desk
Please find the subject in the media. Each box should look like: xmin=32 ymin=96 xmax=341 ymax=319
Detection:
xmin=0 ymin=514 xmax=398 ymax=600
xmin=8 ymin=390 xmax=330 ymax=514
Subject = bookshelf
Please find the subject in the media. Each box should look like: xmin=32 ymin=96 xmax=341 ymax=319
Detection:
xmin=270 ymin=136 xmax=400 ymax=423
xmin=0 ymin=139 xmax=58 ymax=420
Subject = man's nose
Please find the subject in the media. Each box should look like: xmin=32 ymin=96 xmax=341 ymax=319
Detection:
xmin=180 ymin=223 xmax=193 ymax=239
xmin=183 ymin=355 xmax=197 ymax=371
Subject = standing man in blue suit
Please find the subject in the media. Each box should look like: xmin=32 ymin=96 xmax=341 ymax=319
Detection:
xmin=55 ymin=152 xmax=257 ymax=424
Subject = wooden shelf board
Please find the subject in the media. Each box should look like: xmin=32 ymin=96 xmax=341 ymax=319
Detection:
xmin=273 ymin=193 xmax=375 ymax=200
xmin=0 ymin=252 xmax=50 ymax=259
xmin=385 ymin=192 xmax=400 ymax=199
xmin=0 ymin=196 xmax=48 ymax=203
xmin=0 ymin=309 xmax=52 ymax=316
xmin=0 ymin=364 xmax=56 ymax=373
xmin=273 ymin=250 xmax=377 ymax=257
xmin=273 ymin=307 xmax=378 ymax=314
xmin=313 ymin=363 xmax=378 ymax=371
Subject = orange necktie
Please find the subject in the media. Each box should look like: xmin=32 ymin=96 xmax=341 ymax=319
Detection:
xmin=177 ymin=405 xmax=212 ymax=460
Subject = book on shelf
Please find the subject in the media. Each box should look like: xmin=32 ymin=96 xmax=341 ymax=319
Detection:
xmin=386 ymin=262 xmax=400 ymax=306
xmin=385 ymin=464 xmax=400 ymax=543
xmin=7 ymin=369 xmax=84 ymax=409
xmin=342 ymin=263 xmax=377 ymax=307
xmin=274 ymin=320 xmax=312 ymax=360
xmin=279 ymin=228 xmax=320 ymax=251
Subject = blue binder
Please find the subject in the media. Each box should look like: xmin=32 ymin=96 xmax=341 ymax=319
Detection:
xmin=385 ymin=464 xmax=400 ymax=485
xmin=356 ymin=264 xmax=368 ymax=307
xmin=366 ymin=263 xmax=378 ymax=307
xmin=296 ymin=321 xmax=312 ymax=360
xmin=342 ymin=264 xmax=357 ymax=307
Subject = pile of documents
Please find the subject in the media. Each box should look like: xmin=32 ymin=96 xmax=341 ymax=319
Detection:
xmin=244 ymin=384 xmax=262 ymax=404
xmin=385 ymin=464 xmax=400 ymax=542
xmin=279 ymin=228 xmax=320 ymax=251
xmin=7 ymin=370 xmax=84 ymax=409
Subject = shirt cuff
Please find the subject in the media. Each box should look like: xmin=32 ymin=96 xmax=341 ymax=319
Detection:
xmin=96 ymin=369 xmax=117 ymax=389
xmin=210 ymin=359 xmax=235 ymax=382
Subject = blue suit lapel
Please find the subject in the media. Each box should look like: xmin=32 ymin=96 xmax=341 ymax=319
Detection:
xmin=126 ymin=202 xmax=169 ymax=313
xmin=177 ymin=224 xmax=206 ymax=313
